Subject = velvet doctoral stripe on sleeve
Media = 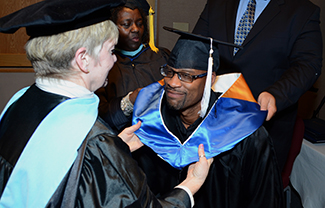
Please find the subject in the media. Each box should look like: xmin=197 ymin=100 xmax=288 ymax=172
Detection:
xmin=0 ymin=87 xmax=98 ymax=208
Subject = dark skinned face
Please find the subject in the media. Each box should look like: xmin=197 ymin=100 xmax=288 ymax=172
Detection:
xmin=164 ymin=67 xmax=207 ymax=112
xmin=115 ymin=7 xmax=144 ymax=51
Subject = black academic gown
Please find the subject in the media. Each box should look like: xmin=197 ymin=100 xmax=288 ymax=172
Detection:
xmin=132 ymin=92 xmax=284 ymax=208
xmin=0 ymin=84 xmax=191 ymax=208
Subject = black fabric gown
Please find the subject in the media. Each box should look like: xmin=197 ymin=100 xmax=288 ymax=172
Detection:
xmin=132 ymin=92 xmax=285 ymax=208
xmin=0 ymin=84 xmax=191 ymax=208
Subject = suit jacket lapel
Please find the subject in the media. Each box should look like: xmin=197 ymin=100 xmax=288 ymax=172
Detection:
xmin=226 ymin=0 xmax=240 ymax=57
xmin=243 ymin=0 xmax=284 ymax=46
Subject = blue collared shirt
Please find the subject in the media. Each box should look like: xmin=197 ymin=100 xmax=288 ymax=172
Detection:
xmin=235 ymin=0 xmax=270 ymax=36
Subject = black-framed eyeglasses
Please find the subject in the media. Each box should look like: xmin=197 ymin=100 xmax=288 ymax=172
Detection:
xmin=160 ymin=64 xmax=207 ymax=83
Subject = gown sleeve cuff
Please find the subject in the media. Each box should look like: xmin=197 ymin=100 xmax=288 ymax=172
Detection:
xmin=174 ymin=185 xmax=194 ymax=207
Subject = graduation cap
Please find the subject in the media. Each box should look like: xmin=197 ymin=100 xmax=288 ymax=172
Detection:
xmin=164 ymin=26 xmax=242 ymax=72
xmin=124 ymin=0 xmax=150 ymax=15
xmin=163 ymin=26 xmax=242 ymax=117
xmin=0 ymin=0 xmax=126 ymax=37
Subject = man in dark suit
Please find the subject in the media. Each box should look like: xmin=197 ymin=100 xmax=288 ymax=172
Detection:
xmin=193 ymin=0 xmax=323 ymax=172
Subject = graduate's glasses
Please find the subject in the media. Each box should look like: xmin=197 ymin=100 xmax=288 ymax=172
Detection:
xmin=160 ymin=64 xmax=207 ymax=83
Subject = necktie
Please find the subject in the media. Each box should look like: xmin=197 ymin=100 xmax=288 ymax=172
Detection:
xmin=234 ymin=0 xmax=256 ymax=55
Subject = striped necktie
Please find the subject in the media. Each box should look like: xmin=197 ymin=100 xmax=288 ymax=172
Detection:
xmin=234 ymin=0 xmax=256 ymax=55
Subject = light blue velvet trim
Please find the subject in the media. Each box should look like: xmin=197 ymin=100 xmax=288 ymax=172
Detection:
xmin=0 ymin=88 xmax=99 ymax=208
xmin=117 ymin=44 xmax=144 ymax=57
xmin=0 ymin=87 xmax=29 ymax=120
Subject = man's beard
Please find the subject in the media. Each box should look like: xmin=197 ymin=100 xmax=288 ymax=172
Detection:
xmin=165 ymin=86 xmax=187 ymax=111
xmin=166 ymin=95 xmax=187 ymax=111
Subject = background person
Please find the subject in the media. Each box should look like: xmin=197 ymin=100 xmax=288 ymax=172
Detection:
xmin=96 ymin=0 xmax=170 ymax=132
xmin=0 ymin=1 xmax=212 ymax=207
xmin=192 ymin=0 xmax=323 ymax=172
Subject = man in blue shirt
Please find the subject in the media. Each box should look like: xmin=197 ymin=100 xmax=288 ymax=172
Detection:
xmin=193 ymin=0 xmax=323 ymax=172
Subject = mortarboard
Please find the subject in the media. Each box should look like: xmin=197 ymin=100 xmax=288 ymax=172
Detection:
xmin=163 ymin=26 xmax=242 ymax=117
xmin=124 ymin=0 xmax=150 ymax=15
xmin=0 ymin=0 xmax=126 ymax=37
xmin=164 ymin=26 xmax=242 ymax=71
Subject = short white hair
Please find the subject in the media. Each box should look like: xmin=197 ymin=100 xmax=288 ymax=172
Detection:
xmin=25 ymin=20 xmax=118 ymax=79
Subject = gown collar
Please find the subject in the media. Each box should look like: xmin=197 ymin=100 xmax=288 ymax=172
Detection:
xmin=36 ymin=77 xmax=93 ymax=98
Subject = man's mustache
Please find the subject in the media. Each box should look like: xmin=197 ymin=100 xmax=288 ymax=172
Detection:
xmin=165 ymin=86 xmax=186 ymax=94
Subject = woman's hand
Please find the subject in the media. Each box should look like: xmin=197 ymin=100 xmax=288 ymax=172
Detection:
xmin=178 ymin=144 xmax=213 ymax=195
xmin=118 ymin=121 xmax=143 ymax=152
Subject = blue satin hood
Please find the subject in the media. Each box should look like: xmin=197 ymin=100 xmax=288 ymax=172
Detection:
xmin=132 ymin=74 xmax=267 ymax=169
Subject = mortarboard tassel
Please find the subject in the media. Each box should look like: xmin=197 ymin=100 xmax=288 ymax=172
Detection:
xmin=148 ymin=6 xmax=159 ymax=53
xmin=199 ymin=38 xmax=213 ymax=117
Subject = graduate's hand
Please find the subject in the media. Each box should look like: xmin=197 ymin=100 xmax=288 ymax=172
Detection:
xmin=178 ymin=144 xmax=213 ymax=195
xmin=118 ymin=121 xmax=143 ymax=152
xmin=129 ymin=88 xmax=143 ymax=104
xmin=258 ymin=92 xmax=277 ymax=121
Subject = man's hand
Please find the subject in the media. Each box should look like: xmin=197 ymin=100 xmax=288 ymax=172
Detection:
xmin=258 ymin=92 xmax=277 ymax=121
xmin=118 ymin=121 xmax=143 ymax=152
xmin=129 ymin=88 xmax=143 ymax=104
